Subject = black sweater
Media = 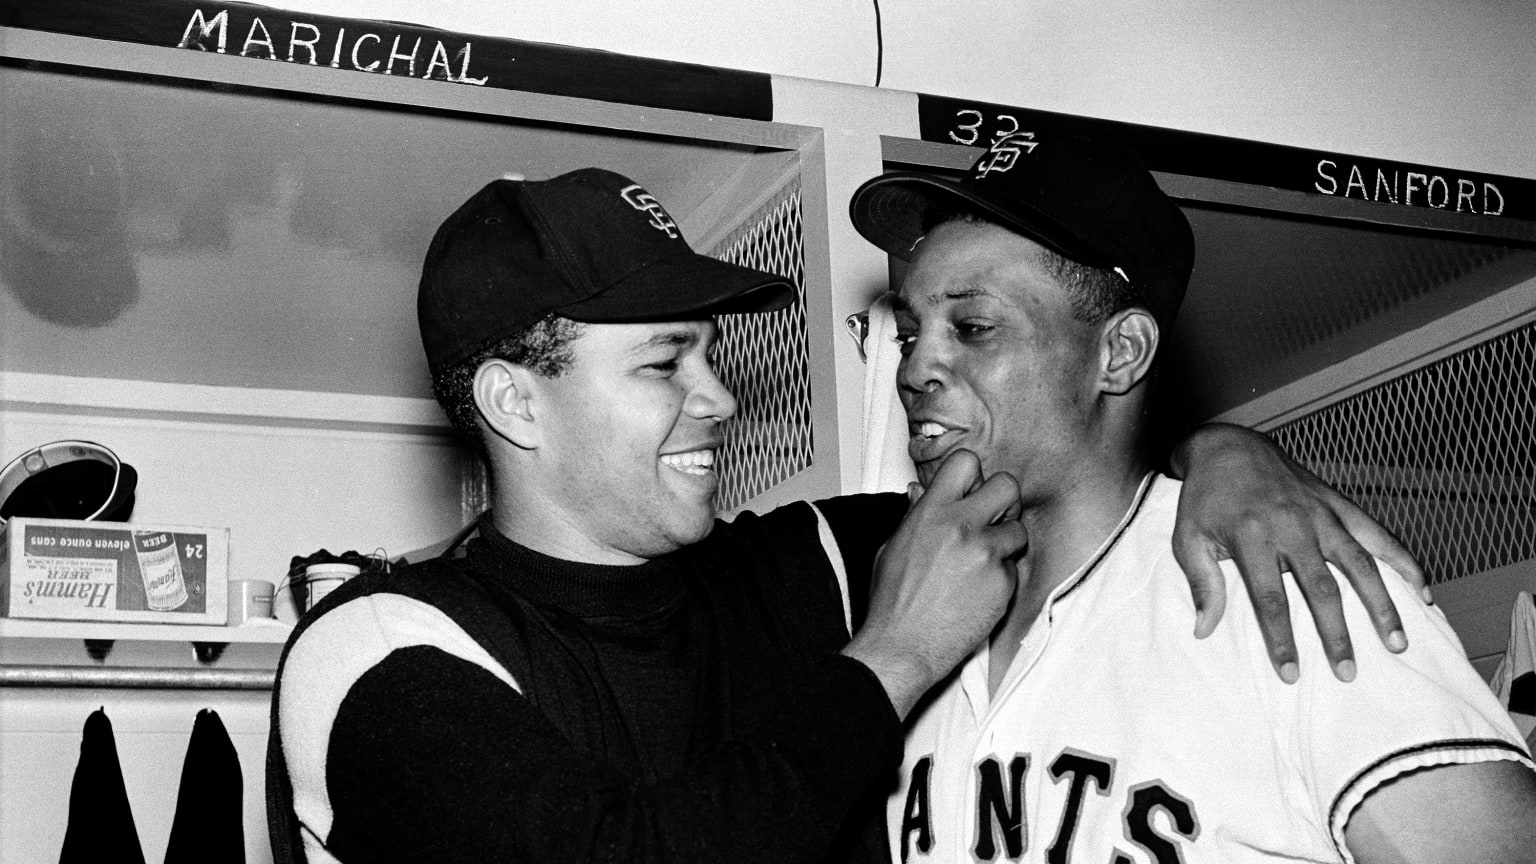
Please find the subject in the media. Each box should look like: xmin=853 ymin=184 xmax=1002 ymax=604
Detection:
xmin=267 ymin=494 xmax=909 ymax=864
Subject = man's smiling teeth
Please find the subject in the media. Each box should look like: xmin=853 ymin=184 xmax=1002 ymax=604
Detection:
xmin=661 ymin=449 xmax=716 ymax=474
xmin=912 ymin=422 xmax=952 ymax=440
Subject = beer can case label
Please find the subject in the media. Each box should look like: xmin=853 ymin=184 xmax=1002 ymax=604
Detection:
xmin=0 ymin=517 xmax=228 ymax=624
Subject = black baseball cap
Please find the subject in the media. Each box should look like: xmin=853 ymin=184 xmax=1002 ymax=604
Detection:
xmin=419 ymin=168 xmax=796 ymax=376
xmin=0 ymin=440 xmax=137 ymax=524
xmin=849 ymin=130 xmax=1194 ymax=327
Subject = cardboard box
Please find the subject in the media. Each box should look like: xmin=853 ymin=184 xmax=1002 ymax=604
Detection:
xmin=0 ymin=517 xmax=228 ymax=624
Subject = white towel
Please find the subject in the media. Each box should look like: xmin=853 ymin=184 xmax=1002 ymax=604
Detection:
xmin=1489 ymin=590 xmax=1536 ymax=751
xmin=859 ymin=293 xmax=918 ymax=494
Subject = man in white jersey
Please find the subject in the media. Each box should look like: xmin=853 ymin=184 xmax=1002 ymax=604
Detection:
xmin=849 ymin=131 xmax=1536 ymax=863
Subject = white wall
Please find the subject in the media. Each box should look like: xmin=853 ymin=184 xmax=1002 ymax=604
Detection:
xmin=283 ymin=0 xmax=1535 ymax=178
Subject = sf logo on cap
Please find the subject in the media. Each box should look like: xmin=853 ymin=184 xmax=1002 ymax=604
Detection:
xmin=620 ymin=184 xmax=681 ymax=239
xmin=974 ymin=132 xmax=1039 ymax=178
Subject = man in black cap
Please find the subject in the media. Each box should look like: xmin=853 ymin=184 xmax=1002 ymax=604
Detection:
xmin=850 ymin=132 xmax=1536 ymax=863
xmin=267 ymin=166 xmax=1428 ymax=864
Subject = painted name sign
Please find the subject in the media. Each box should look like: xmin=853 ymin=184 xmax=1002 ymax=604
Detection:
xmin=917 ymin=95 xmax=1530 ymax=222
xmin=1314 ymin=158 xmax=1502 ymax=215
xmin=176 ymin=7 xmax=488 ymax=85
xmin=0 ymin=0 xmax=773 ymax=121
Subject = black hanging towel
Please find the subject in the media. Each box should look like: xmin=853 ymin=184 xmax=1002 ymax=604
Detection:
xmin=60 ymin=708 xmax=147 ymax=864
xmin=164 ymin=708 xmax=246 ymax=864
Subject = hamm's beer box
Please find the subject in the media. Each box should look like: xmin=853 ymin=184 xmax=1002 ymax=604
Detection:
xmin=0 ymin=518 xmax=229 ymax=624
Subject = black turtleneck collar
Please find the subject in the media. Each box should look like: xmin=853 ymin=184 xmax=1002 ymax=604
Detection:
xmin=467 ymin=522 xmax=685 ymax=620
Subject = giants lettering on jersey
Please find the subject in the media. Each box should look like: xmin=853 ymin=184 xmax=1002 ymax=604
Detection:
xmin=900 ymin=749 xmax=1200 ymax=863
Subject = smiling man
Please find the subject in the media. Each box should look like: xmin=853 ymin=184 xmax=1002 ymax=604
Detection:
xmin=266 ymin=169 xmax=1028 ymax=864
xmin=850 ymin=133 xmax=1536 ymax=863
xmin=267 ymin=167 xmax=1436 ymax=864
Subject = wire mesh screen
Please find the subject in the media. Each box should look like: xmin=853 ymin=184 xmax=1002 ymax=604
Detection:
xmin=707 ymin=185 xmax=814 ymax=511
xmin=1269 ymin=322 xmax=1536 ymax=584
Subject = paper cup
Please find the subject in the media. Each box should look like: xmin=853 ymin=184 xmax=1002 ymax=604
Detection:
xmin=227 ymin=579 xmax=275 ymax=623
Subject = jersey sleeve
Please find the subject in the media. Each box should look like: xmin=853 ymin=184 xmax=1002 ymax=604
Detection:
xmin=1248 ymin=561 xmax=1536 ymax=859
xmin=276 ymin=592 xmax=904 ymax=864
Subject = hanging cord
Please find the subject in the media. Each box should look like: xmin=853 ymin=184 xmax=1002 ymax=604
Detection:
xmin=871 ymin=0 xmax=885 ymax=86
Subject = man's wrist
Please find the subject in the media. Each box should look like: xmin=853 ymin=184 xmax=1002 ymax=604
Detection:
xmin=1170 ymin=422 xmax=1252 ymax=480
xmin=840 ymin=638 xmax=935 ymax=720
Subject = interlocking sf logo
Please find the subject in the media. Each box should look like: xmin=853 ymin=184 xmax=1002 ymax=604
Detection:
xmin=619 ymin=184 xmax=681 ymax=238
xmin=974 ymin=132 xmax=1041 ymax=178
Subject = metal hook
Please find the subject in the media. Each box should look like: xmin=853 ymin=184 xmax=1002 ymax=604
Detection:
xmin=845 ymin=311 xmax=871 ymax=363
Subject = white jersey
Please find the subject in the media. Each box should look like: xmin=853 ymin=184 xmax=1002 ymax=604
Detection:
xmin=890 ymin=474 xmax=1533 ymax=864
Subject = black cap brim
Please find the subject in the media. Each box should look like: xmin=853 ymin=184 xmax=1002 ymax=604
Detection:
xmin=0 ymin=456 xmax=137 ymax=523
xmin=556 ymin=251 xmax=796 ymax=322
xmin=850 ymin=172 xmax=1117 ymax=268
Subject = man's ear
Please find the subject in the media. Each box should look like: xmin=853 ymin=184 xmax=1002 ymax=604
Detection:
xmin=1099 ymin=308 xmax=1160 ymax=396
xmin=473 ymin=358 xmax=542 ymax=450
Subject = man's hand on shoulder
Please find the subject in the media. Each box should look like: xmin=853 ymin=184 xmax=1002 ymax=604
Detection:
xmin=1168 ymin=422 xmax=1428 ymax=683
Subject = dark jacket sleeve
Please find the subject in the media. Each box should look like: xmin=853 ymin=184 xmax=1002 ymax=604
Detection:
xmin=808 ymin=493 xmax=909 ymax=632
xmin=322 ymin=645 xmax=903 ymax=864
